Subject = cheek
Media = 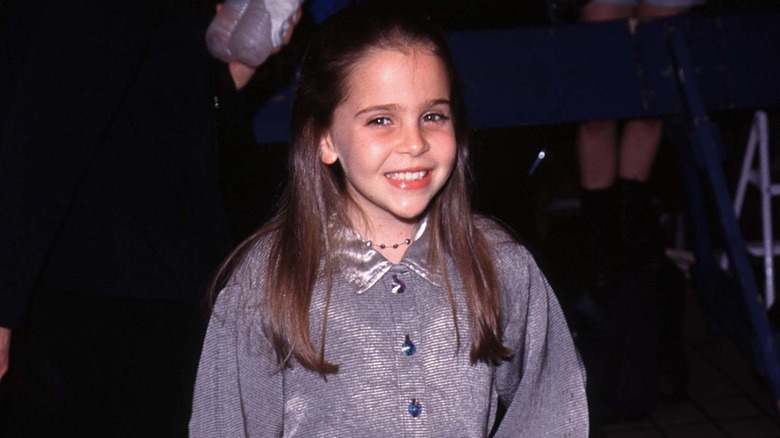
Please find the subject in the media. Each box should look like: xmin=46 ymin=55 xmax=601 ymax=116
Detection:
xmin=437 ymin=134 xmax=458 ymax=172
xmin=343 ymin=139 xmax=386 ymax=171
xmin=443 ymin=152 xmax=457 ymax=181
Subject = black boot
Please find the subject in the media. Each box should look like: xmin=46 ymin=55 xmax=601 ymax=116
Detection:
xmin=616 ymin=177 xmax=689 ymax=405
xmin=579 ymin=186 xmax=621 ymax=304
xmin=578 ymin=186 xmax=621 ymax=431
xmin=616 ymin=177 xmax=668 ymax=273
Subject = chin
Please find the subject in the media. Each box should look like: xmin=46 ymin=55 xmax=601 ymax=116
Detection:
xmin=390 ymin=205 xmax=431 ymax=222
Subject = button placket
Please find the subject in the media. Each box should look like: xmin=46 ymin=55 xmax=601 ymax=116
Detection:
xmin=386 ymin=269 xmax=427 ymax=425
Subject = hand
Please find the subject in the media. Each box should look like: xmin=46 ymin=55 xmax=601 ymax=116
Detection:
xmin=228 ymin=62 xmax=258 ymax=90
xmin=218 ymin=6 xmax=303 ymax=90
xmin=0 ymin=327 xmax=10 ymax=382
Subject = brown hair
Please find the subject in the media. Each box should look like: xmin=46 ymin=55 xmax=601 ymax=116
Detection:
xmin=213 ymin=0 xmax=511 ymax=375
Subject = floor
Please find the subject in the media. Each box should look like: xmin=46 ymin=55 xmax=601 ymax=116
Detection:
xmin=599 ymin=263 xmax=780 ymax=438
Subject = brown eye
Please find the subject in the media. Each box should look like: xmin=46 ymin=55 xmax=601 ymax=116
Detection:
xmin=367 ymin=117 xmax=391 ymax=126
xmin=422 ymin=113 xmax=449 ymax=123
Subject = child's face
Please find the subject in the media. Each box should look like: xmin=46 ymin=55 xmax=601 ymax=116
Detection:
xmin=319 ymin=46 xmax=457 ymax=228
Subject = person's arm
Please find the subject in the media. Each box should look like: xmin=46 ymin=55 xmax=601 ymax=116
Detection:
xmin=0 ymin=327 xmax=9 ymax=382
xmin=223 ymin=6 xmax=302 ymax=90
xmin=491 ymin=244 xmax=589 ymax=437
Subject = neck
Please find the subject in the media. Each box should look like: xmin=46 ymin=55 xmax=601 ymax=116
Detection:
xmin=348 ymin=207 xmax=419 ymax=246
xmin=351 ymin=218 xmax=419 ymax=264
xmin=360 ymin=222 xmax=417 ymax=247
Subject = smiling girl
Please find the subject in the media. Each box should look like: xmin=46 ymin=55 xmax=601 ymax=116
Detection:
xmin=190 ymin=1 xmax=588 ymax=436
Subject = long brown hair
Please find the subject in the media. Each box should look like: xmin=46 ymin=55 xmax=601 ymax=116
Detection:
xmin=213 ymin=0 xmax=512 ymax=375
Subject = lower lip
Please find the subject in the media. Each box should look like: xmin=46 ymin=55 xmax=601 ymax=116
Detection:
xmin=386 ymin=171 xmax=433 ymax=190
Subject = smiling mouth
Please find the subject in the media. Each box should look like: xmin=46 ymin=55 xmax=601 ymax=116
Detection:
xmin=385 ymin=169 xmax=433 ymax=190
xmin=385 ymin=170 xmax=430 ymax=181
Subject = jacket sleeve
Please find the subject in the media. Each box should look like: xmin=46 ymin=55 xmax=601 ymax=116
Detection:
xmin=190 ymin=285 xmax=285 ymax=437
xmin=492 ymin=244 xmax=589 ymax=437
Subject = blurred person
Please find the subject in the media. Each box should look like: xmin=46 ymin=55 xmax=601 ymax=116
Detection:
xmin=576 ymin=0 xmax=702 ymax=426
xmin=0 ymin=1 xmax=296 ymax=436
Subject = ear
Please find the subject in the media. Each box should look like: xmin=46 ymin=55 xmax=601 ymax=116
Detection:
xmin=319 ymin=131 xmax=339 ymax=165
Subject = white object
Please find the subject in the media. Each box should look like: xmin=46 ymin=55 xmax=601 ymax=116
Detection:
xmin=206 ymin=0 xmax=302 ymax=67
xmin=726 ymin=110 xmax=780 ymax=309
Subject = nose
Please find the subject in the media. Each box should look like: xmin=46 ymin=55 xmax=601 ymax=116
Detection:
xmin=400 ymin=123 xmax=429 ymax=156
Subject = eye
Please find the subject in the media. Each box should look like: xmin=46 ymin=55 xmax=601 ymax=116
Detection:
xmin=367 ymin=117 xmax=391 ymax=126
xmin=422 ymin=112 xmax=450 ymax=123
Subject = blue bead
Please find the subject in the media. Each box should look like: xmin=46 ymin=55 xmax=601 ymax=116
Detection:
xmin=408 ymin=399 xmax=422 ymax=418
xmin=401 ymin=335 xmax=416 ymax=356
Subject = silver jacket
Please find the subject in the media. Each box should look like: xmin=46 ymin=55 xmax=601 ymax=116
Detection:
xmin=190 ymin=216 xmax=588 ymax=437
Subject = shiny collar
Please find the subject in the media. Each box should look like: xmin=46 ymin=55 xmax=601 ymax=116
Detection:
xmin=331 ymin=217 xmax=443 ymax=294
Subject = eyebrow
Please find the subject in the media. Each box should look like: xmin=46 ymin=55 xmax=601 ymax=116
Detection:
xmin=353 ymin=99 xmax=451 ymax=119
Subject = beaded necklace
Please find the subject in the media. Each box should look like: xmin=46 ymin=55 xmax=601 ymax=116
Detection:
xmin=364 ymin=238 xmax=412 ymax=250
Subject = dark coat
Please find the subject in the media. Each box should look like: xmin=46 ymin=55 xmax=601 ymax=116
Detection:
xmin=0 ymin=0 xmax=233 ymax=328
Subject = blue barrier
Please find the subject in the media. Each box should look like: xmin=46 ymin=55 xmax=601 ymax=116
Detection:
xmin=252 ymin=10 xmax=780 ymax=143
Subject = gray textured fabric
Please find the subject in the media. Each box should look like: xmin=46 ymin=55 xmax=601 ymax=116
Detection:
xmin=190 ymin=217 xmax=588 ymax=437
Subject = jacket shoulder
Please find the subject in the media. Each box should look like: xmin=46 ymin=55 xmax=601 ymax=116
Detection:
xmin=474 ymin=215 xmax=522 ymax=247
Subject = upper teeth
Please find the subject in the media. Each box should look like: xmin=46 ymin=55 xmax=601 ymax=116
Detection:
xmin=387 ymin=171 xmax=426 ymax=181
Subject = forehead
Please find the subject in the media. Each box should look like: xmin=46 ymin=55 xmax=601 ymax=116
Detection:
xmin=340 ymin=45 xmax=450 ymax=106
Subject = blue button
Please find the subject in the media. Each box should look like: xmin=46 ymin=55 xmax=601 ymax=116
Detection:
xmin=401 ymin=335 xmax=416 ymax=356
xmin=408 ymin=399 xmax=422 ymax=418
xmin=391 ymin=275 xmax=406 ymax=294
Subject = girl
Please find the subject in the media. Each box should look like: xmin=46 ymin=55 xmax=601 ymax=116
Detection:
xmin=190 ymin=1 xmax=588 ymax=436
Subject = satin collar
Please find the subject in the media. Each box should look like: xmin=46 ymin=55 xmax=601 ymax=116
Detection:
xmin=331 ymin=217 xmax=443 ymax=294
